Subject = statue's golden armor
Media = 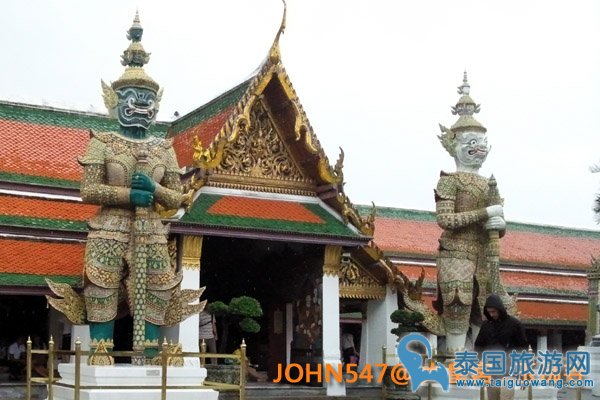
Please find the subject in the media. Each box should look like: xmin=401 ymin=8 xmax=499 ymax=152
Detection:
xmin=434 ymin=171 xmax=499 ymax=334
xmin=79 ymin=131 xmax=183 ymax=325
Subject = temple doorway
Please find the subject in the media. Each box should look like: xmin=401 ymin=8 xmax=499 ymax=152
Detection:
xmin=200 ymin=236 xmax=324 ymax=381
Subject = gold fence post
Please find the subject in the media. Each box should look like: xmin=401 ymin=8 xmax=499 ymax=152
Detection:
xmin=240 ymin=339 xmax=247 ymax=400
xmin=74 ymin=337 xmax=81 ymax=400
xmin=48 ymin=336 xmax=55 ymax=400
xmin=381 ymin=345 xmax=387 ymax=397
xmin=26 ymin=336 xmax=32 ymax=400
xmin=161 ymin=338 xmax=168 ymax=400
xmin=200 ymin=339 xmax=207 ymax=367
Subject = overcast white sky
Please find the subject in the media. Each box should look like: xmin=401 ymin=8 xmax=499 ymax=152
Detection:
xmin=1 ymin=1 xmax=600 ymax=229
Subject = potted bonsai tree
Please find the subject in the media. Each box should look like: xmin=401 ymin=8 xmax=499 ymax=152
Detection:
xmin=204 ymin=296 xmax=263 ymax=384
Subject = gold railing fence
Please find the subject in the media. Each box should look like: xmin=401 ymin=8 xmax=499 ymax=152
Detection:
xmin=26 ymin=336 xmax=247 ymax=400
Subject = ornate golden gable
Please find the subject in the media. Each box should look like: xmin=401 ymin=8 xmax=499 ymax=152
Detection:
xmin=339 ymin=257 xmax=386 ymax=300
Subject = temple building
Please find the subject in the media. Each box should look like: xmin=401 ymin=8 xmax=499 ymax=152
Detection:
xmin=0 ymin=10 xmax=599 ymax=397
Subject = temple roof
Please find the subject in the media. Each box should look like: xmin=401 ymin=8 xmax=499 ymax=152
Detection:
xmin=0 ymin=100 xmax=168 ymax=189
xmin=174 ymin=188 xmax=364 ymax=245
xmin=361 ymin=205 xmax=600 ymax=269
xmin=170 ymin=80 xmax=252 ymax=168
xmin=0 ymin=238 xmax=84 ymax=288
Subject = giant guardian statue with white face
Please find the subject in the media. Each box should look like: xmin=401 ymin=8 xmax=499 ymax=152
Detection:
xmin=433 ymin=73 xmax=515 ymax=354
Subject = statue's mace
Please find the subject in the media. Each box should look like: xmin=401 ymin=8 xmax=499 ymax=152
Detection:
xmin=487 ymin=175 xmax=517 ymax=315
xmin=132 ymin=146 xmax=150 ymax=365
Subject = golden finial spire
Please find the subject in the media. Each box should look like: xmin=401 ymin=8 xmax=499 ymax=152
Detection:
xmin=269 ymin=0 xmax=287 ymax=64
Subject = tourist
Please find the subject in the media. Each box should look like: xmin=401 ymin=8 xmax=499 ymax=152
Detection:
xmin=7 ymin=336 xmax=26 ymax=381
xmin=475 ymin=294 xmax=528 ymax=400
xmin=199 ymin=310 xmax=218 ymax=364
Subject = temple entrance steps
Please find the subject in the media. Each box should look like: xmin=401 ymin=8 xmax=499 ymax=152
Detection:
xmin=219 ymin=383 xmax=383 ymax=400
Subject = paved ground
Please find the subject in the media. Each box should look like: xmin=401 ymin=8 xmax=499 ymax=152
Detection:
xmin=558 ymin=388 xmax=596 ymax=400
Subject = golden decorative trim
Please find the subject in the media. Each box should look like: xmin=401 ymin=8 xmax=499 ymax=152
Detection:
xmin=206 ymin=180 xmax=315 ymax=197
xmin=269 ymin=0 xmax=286 ymax=64
xmin=151 ymin=342 xmax=184 ymax=367
xmin=164 ymin=287 xmax=207 ymax=326
xmin=323 ymin=245 xmax=341 ymax=276
xmin=317 ymin=148 xmax=344 ymax=184
xmin=209 ymin=172 xmax=313 ymax=190
xmin=193 ymin=136 xmax=226 ymax=170
xmin=339 ymin=256 xmax=386 ymax=299
xmin=88 ymin=339 xmax=115 ymax=366
xmin=45 ymin=278 xmax=86 ymax=325
xmin=337 ymin=194 xmax=376 ymax=236
xmin=214 ymin=100 xmax=308 ymax=183
xmin=181 ymin=235 xmax=202 ymax=270
xmin=339 ymin=285 xmax=385 ymax=300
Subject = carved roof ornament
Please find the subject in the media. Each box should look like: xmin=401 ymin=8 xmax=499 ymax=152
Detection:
xmin=590 ymin=256 xmax=600 ymax=280
xmin=339 ymin=256 xmax=386 ymax=300
xmin=269 ymin=0 xmax=286 ymax=64
xmin=337 ymin=194 xmax=376 ymax=236
xmin=191 ymin=0 xmax=342 ymax=189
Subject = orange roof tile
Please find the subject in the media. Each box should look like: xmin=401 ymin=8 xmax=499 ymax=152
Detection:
xmin=172 ymin=108 xmax=234 ymax=168
xmin=0 ymin=119 xmax=88 ymax=181
xmin=207 ymin=196 xmax=324 ymax=223
xmin=376 ymin=217 xmax=600 ymax=268
xmin=398 ymin=264 xmax=587 ymax=293
xmin=0 ymin=239 xmax=84 ymax=276
xmin=417 ymin=293 xmax=586 ymax=323
xmin=517 ymin=301 xmax=587 ymax=322
xmin=0 ymin=195 xmax=98 ymax=220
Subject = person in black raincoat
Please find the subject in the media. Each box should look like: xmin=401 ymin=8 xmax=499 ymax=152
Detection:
xmin=475 ymin=294 xmax=527 ymax=353
xmin=475 ymin=294 xmax=528 ymax=400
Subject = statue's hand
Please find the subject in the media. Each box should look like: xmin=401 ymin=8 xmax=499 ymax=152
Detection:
xmin=485 ymin=216 xmax=506 ymax=231
xmin=485 ymin=205 xmax=504 ymax=218
xmin=131 ymin=173 xmax=156 ymax=193
xmin=130 ymin=189 xmax=154 ymax=207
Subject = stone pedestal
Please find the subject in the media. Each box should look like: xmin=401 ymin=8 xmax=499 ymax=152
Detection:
xmin=52 ymin=364 xmax=219 ymax=400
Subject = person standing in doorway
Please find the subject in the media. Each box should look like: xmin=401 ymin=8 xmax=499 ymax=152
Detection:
xmin=199 ymin=310 xmax=218 ymax=364
xmin=341 ymin=332 xmax=358 ymax=364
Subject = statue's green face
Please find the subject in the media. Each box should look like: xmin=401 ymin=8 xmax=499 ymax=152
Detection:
xmin=454 ymin=131 xmax=489 ymax=168
xmin=116 ymin=87 xmax=158 ymax=130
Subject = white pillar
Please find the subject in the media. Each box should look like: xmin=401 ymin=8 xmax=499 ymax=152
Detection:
xmin=322 ymin=245 xmax=345 ymax=396
xmin=175 ymin=235 xmax=204 ymax=367
xmin=365 ymin=285 xmax=398 ymax=381
xmin=537 ymin=331 xmax=548 ymax=353
xmin=358 ymin=317 xmax=368 ymax=371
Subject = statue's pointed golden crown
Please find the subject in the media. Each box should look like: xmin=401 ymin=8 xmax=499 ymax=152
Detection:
xmin=449 ymin=71 xmax=486 ymax=134
xmin=111 ymin=11 xmax=160 ymax=93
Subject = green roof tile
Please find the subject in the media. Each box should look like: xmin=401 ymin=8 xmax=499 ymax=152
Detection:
xmin=0 ymin=171 xmax=80 ymax=188
xmin=181 ymin=193 xmax=360 ymax=238
xmin=0 ymin=215 xmax=88 ymax=232
xmin=0 ymin=273 xmax=81 ymax=287
xmin=0 ymin=101 xmax=169 ymax=137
